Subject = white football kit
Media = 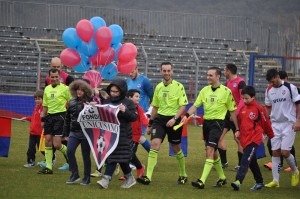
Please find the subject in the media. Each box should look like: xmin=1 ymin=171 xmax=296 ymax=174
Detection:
xmin=265 ymin=81 xmax=300 ymax=150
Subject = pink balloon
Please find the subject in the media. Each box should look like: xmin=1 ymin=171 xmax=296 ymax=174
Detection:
xmin=117 ymin=59 xmax=137 ymax=74
xmin=76 ymin=19 xmax=94 ymax=42
xmin=83 ymin=70 xmax=102 ymax=88
xmin=97 ymin=47 xmax=115 ymax=66
xmin=95 ymin=27 xmax=112 ymax=50
xmin=60 ymin=48 xmax=81 ymax=67
xmin=118 ymin=43 xmax=137 ymax=63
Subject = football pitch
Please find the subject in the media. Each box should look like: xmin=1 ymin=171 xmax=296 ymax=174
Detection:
xmin=0 ymin=120 xmax=299 ymax=199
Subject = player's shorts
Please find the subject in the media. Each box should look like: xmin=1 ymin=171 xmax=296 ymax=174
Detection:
xmin=271 ymin=121 xmax=296 ymax=151
xmin=223 ymin=111 xmax=236 ymax=133
xmin=43 ymin=112 xmax=66 ymax=136
xmin=203 ymin=119 xmax=225 ymax=149
xmin=150 ymin=114 xmax=182 ymax=144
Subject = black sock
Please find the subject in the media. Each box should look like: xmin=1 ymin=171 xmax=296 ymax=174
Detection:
xmin=218 ymin=148 xmax=227 ymax=164
xmin=238 ymin=152 xmax=243 ymax=166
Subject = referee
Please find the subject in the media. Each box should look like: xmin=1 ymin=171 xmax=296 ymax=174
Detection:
xmin=137 ymin=61 xmax=188 ymax=185
xmin=39 ymin=68 xmax=72 ymax=174
xmin=183 ymin=67 xmax=239 ymax=189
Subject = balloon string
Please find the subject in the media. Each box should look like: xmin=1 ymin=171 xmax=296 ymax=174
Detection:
xmin=104 ymin=48 xmax=113 ymax=66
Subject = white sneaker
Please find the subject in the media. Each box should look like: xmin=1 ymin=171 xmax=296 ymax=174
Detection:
xmin=24 ymin=162 xmax=35 ymax=168
xmin=97 ymin=175 xmax=110 ymax=189
xmin=121 ymin=174 xmax=136 ymax=188
xmin=129 ymin=163 xmax=136 ymax=170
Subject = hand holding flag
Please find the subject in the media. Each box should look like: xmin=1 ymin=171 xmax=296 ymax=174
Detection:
xmin=173 ymin=114 xmax=193 ymax=131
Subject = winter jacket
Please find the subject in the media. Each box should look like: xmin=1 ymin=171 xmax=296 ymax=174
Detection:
xmin=105 ymin=78 xmax=138 ymax=163
xmin=25 ymin=105 xmax=43 ymax=136
xmin=238 ymin=99 xmax=274 ymax=148
xmin=63 ymin=97 xmax=85 ymax=137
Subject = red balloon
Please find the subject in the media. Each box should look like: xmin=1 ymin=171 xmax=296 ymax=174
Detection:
xmin=83 ymin=70 xmax=102 ymax=88
xmin=89 ymin=50 xmax=101 ymax=66
xmin=60 ymin=48 xmax=81 ymax=67
xmin=117 ymin=59 xmax=137 ymax=74
xmin=97 ymin=47 xmax=115 ymax=66
xmin=76 ymin=19 xmax=94 ymax=42
xmin=95 ymin=27 xmax=112 ymax=50
xmin=118 ymin=43 xmax=138 ymax=63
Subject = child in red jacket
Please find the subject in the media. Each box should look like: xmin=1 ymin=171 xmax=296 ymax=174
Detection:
xmin=231 ymin=86 xmax=274 ymax=191
xmin=127 ymin=89 xmax=149 ymax=177
xmin=21 ymin=90 xmax=44 ymax=168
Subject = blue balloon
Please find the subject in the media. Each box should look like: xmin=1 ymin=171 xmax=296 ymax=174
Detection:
xmin=112 ymin=42 xmax=122 ymax=61
xmin=77 ymin=38 xmax=98 ymax=57
xmin=62 ymin=28 xmax=80 ymax=49
xmin=100 ymin=62 xmax=118 ymax=80
xmin=109 ymin=24 xmax=124 ymax=46
xmin=90 ymin=16 xmax=106 ymax=32
xmin=73 ymin=54 xmax=90 ymax=72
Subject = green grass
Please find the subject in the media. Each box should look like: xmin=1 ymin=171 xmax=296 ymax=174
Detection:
xmin=1 ymin=121 xmax=299 ymax=199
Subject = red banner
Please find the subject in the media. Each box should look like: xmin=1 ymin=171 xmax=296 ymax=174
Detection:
xmin=78 ymin=104 xmax=120 ymax=169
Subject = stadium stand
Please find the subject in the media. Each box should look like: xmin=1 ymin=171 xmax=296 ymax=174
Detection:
xmin=2 ymin=24 xmax=298 ymax=104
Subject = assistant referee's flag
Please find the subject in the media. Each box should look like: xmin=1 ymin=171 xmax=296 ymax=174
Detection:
xmin=0 ymin=117 xmax=12 ymax=157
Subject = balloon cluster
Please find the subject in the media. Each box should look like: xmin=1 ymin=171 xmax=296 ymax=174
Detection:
xmin=60 ymin=16 xmax=138 ymax=81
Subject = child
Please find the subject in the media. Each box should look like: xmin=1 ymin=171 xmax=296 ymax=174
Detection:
xmin=63 ymin=79 xmax=93 ymax=185
xmin=119 ymin=89 xmax=148 ymax=180
xmin=21 ymin=90 xmax=44 ymax=168
xmin=97 ymin=78 xmax=138 ymax=189
xmin=231 ymin=86 xmax=274 ymax=191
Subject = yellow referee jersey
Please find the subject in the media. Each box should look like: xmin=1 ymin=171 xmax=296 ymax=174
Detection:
xmin=152 ymin=80 xmax=188 ymax=116
xmin=194 ymin=84 xmax=236 ymax=120
xmin=43 ymin=83 xmax=72 ymax=114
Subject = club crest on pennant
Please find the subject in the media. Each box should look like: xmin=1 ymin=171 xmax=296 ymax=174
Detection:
xmin=78 ymin=104 xmax=120 ymax=170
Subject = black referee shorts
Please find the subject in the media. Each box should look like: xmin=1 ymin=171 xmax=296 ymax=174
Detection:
xmin=223 ymin=111 xmax=236 ymax=133
xmin=43 ymin=112 xmax=66 ymax=136
xmin=151 ymin=114 xmax=182 ymax=145
xmin=203 ymin=119 xmax=225 ymax=149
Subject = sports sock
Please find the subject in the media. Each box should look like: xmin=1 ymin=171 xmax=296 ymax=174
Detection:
xmin=214 ymin=157 xmax=226 ymax=179
xmin=59 ymin=144 xmax=68 ymax=162
xmin=140 ymin=139 xmax=151 ymax=152
xmin=291 ymin=146 xmax=297 ymax=166
xmin=146 ymin=149 xmax=158 ymax=180
xmin=238 ymin=152 xmax=243 ymax=166
xmin=218 ymin=148 xmax=227 ymax=165
xmin=175 ymin=150 xmax=187 ymax=177
xmin=285 ymin=154 xmax=298 ymax=173
xmin=272 ymin=156 xmax=281 ymax=183
xmin=45 ymin=147 xmax=53 ymax=170
xmin=200 ymin=159 xmax=214 ymax=183
xmin=280 ymin=156 xmax=284 ymax=168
